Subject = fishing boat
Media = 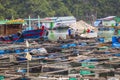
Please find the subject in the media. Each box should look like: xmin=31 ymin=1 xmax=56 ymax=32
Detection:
xmin=0 ymin=19 xmax=48 ymax=43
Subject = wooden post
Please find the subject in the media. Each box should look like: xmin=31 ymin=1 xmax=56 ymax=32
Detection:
xmin=9 ymin=54 xmax=16 ymax=63
xmin=25 ymin=40 xmax=31 ymax=77
xmin=41 ymin=65 xmax=43 ymax=73
xmin=27 ymin=60 xmax=29 ymax=76
xmin=29 ymin=15 xmax=31 ymax=30
xmin=95 ymin=73 xmax=99 ymax=78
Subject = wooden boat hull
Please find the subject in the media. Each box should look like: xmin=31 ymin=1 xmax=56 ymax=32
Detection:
xmin=0 ymin=29 xmax=47 ymax=42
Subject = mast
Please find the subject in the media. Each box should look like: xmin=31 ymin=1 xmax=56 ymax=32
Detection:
xmin=28 ymin=15 xmax=31 ymax=30
xmin=38 ymin=15 xmax=40 ymax=29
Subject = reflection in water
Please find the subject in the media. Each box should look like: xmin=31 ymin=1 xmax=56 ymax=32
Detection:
xmin=48 ymin=29 xmax=68 ymax=41
xmin=48 ymin=30 xmax=56 ymax=41
xmin=98 ymin=30 xmax=114 ymax=42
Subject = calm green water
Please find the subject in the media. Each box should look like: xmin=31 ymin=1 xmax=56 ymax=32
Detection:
xmin=48 ymin=29 xmax=68 ymax=41
xmin=98 ymin=30 xmax=114 ymax=42
xmin=48 ymin=29 xmax=115 ymax=42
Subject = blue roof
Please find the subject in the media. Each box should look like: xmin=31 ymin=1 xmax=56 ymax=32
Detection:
xmin=94 ymin=20 xmax=102 ymax=27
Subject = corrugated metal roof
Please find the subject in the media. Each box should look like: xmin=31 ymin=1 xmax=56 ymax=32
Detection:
xmin=33 ymin=16 xmax=76 ymax=23
xmin=0 ymin=20 xmax=8 ymax=24
xmin=98 ymin=16 xmax=116 ymax=21
xmin=0 ymin=19 xmax=25 ymax=25
xmin=45 ymin=16 xmax=76 ymax=20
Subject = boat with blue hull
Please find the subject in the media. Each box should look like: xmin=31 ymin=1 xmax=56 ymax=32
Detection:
xmin=0 ymin=29 xmax=47 ymax=42
xmin=0 ymin=19 xmax=48 ymax=43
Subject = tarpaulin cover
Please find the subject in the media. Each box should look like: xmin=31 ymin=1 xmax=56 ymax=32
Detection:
xmin=94 ymin=20 xmax=102 ymax=27
xmin=69 ymin=20 xmax=96 ymax=32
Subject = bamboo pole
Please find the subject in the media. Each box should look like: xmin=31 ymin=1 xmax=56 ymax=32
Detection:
xmin=27 ymin=60 xmax=29 ymax=76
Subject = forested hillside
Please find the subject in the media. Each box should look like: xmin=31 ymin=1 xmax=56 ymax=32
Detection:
xmin=0 ymin=0 xmax=120 ymax=20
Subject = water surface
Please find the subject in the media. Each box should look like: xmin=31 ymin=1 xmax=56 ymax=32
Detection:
xmin=48 ymin=29 xmax=68 ymax=41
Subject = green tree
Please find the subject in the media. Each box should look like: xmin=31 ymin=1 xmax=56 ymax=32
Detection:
xmin=1 ymin=0 xmax=120 ymax=20
xmin=49 ymin=0 xmax=72 ymax=16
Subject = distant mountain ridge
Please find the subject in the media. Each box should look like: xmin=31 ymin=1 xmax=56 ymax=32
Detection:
xmin=0 ymin=0 xmax=120 ymax=20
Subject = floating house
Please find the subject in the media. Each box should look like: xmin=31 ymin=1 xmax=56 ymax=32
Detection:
xmin=95 ymin=16 xmax=120 ymax=43
xmin=94 ymin=16 xmax=116 ymax=27
xmin=0 ymin=18 xmax=48 ymax=42
xmin=24 ymin=16 xmax=76 ymax=29
xmin=0 ymin=19 xmax=25 ymax=36
xmin=46 ymin=16 xmax=76 ymax=29
xmin=94 ymin=16 xmax=120 ymax=27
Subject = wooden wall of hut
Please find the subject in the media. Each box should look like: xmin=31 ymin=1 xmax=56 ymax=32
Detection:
xmin=0 ymin=25 xmax=5 ymax=36
xmin=0 ymin=24 xmax=22 ymax=36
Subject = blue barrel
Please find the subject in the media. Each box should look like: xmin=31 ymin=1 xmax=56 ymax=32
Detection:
xmin=112 ymin=36 xmax=118 ymax=43
xmin=5 ymin=50 xmax=10 ymax=54
xmin=113 ymin=53 xmax=120 ymax=57
xmin=98 ymin=38 xmax=104 ymax=43
xmin=17 ymin=69 xmax=27 ymax=73
xmin=61 ymin=44 xmax=69 ymax=49
xmin=15 ymin=49 xmax=21 ymax=54
xmin=68 ymin=43 xmax=77 ymax=48
xmin=112 ymin=42 xmax=120 ymax=48
xmin=79 ymin=42 xmax=87 ymax=46
xmin=24 ymin=49 xmax=29 ymax=52
xmin=0 ymin=50 xmax=5 ymax=55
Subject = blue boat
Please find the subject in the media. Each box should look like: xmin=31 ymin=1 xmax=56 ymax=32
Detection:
xmin=0 ymin=19 xmax=48 ymax=43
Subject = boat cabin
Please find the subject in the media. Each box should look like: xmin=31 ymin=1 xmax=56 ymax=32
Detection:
xmin=0 ymin=19 xmax=24 ymax=36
